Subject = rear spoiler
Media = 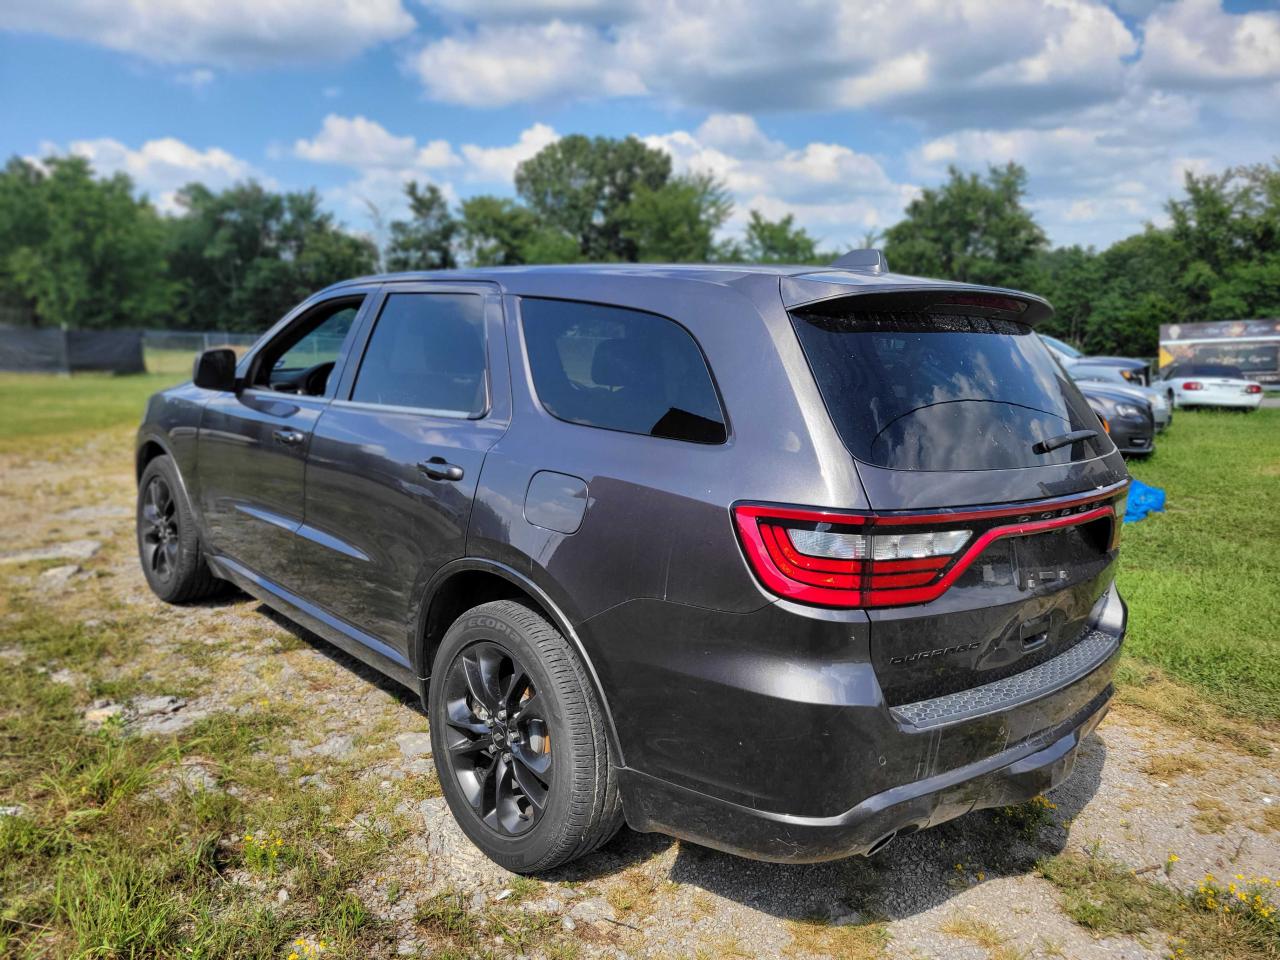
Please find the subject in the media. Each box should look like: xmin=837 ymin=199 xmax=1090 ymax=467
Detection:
xmin=781 ymin=276 xmax=1054 ymax=327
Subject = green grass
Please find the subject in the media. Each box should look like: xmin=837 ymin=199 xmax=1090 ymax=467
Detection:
xmin=1039 ymin=848 xmax=1279 ymax=959
xmin=1118 ymin=408 xmax=1280 ymax=721
xmin=0 ymin=370 xmax=182 ymax=452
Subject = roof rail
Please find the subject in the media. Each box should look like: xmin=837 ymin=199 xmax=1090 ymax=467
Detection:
xmin=829 ymin=249 xmax=889 ymax=274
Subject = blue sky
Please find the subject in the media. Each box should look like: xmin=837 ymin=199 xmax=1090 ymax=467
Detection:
xmin=2 ymin=0 xmax=1277 ymax=252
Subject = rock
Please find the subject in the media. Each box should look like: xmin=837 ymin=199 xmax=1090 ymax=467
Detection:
xmin=38 ymin=564 xmax=80 ymax=589
xmin=416 ymin=798 xmax=512 ymax=886
xmin=83 ymin=701 xmax=124 ymax=728
xmin=143 ymin=762 xmax=220 ymax=801
xmin=0 ymin=805 xmax=25 ymax=818
xmin=297 ymin=733 xmax=355 ymax=760
xmin=277 ymin=888 xmax=290 ymax=904
xmin=470 ymin=890 xmax=488 ymax=911
xmin=522 ymin=897 xmax=564 ymax=914
xmin=568 ymin=897 xmax=616 ymax=924
xmin=49 ymin=668 xmax=81 ymax=686
xmin=298 ymin=773 xmax=332 ymax=791
xmin=395 ymin=732 xmax=433 ymax=759
xmin=0 ymin=539 xmax=101 ymax=565
xmin=0 ymin=647 xmax=25 ymax=663
xmin=396 ymin=940 xmax=420 ymax=956
xmin=132 ymin=695 xmax=209 ymax=735
xmin=561 ymin=916 xmax=577 ymax=932
xmin=404 ymin=758 xmax=434 ymax=776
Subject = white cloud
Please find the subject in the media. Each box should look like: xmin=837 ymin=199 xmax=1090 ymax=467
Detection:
xmin=0 ymin=0 xmax=415 ymax=68
xmin=460 ymin=124 xmax=560 ymax=182
xmin=294 ymin=115 xmax=461 ymax=170
xmin=409 ymin=20 xmax=645 ymax=107
xmin=644 ymin=115 xmax=916 ymax=249
xmin=42 ymin=137 xmax=260 ymax=212
xmin=1140 ymin=0 xmax=1280 ymax=88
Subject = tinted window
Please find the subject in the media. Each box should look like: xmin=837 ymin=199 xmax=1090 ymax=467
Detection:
xmin=1039 ymin=333 xmax=1083 ymax=359
xmin=351 ymin=293 xmax=486 ymax=415
xmin=1070 ymin=364 xmax=1123 ymax=383
xmin=1180 ymin=363 xmax=1245 ymax=378
xmin=790 ymin=308 xmax=1107 ymax=471
xmin=521 ymin=299 xmax=726 ymax=444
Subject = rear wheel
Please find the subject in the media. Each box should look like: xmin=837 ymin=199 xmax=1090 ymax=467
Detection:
xmin=136 ymin=455 xmax=225 ymax=604
xmin=429 ymin=600 xmax=623 ymax=872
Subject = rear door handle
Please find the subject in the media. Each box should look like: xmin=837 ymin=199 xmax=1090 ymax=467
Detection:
xmin=418 ymin=457 xmax=464 ymax=482
xmin=273 ymin=428 xmax=305 ymax=446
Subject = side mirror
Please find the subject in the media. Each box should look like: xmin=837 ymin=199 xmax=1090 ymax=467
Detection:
xmin=193 ymin=348 xmax=238 ymax=391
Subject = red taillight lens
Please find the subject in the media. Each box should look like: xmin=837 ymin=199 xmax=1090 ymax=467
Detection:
xmin=1182 ymin=381 xmax=1204 ymax=390
xmin=1246 ymin=384 xmax=1262 ymax=395
xmin=733 ymin=494 xmax=1122 ymax=609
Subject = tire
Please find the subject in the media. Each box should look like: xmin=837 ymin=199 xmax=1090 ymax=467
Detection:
xmin=428 ymin=599 xmax=623 ymax=873
xmin=136 ymin=455 xmax=225 ymax=604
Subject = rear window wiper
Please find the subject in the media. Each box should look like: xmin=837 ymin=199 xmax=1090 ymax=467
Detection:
xmin=1032 ymin=429 xmax=1098 ymax=455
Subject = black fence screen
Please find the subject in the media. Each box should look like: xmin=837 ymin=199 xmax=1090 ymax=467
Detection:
xmin=0 ymin=328 xmax=145 ymax=374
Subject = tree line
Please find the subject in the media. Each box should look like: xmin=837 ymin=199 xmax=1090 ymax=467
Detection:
xmin=1 ymin=134 xmax=1276 ymax=356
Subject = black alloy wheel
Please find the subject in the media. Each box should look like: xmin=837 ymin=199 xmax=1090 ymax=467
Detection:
xmin=140 ymin=474 xmax=180 ymax=584
xmin=440 ymin=640 xmax=553 ymax=835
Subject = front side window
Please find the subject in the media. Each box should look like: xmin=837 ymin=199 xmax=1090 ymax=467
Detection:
xmin=255 ymin=298 xmax=363 ymax=395
xmin=350 ymin=293 xmax=487 ymax=416
xmin=521 ymin=298 xmax=726 ymax=444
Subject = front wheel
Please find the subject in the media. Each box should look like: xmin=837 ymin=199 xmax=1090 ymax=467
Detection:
xmin=136 ymin=455 xmax=225 ymax=604
xmin=428 ymin=600 xmax=623 ymax=872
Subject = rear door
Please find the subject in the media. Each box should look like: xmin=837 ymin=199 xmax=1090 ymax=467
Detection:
xmin=197 ymin=293 xmax=370 ymax=588
xmin=783 ymin=287 xmax=1129 ymax=708
xmin=295 ymin=283 xmax=509 ymax=659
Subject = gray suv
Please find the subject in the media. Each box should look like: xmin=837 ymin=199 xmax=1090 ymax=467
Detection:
xmin=135 ymin=253 xmax=1129 ymax=872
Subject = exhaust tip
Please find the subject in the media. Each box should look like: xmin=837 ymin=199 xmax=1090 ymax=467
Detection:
xmin=866 ymin=830 xmax=897 ymax=856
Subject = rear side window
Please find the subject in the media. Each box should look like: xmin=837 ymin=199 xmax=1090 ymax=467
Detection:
xmin=351 ymin=293 xmax=486 ymax=416
xmin=789 ymin=307 xmax=1108 ymax=471
xmin=521 ymin=298 xmax=726 ymax=444
xmin=1181 ymin=363 xmax=1245 ymax=378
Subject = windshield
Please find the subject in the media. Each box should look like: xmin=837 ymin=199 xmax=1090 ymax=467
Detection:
xmin=789 ymin=308 xmax=1109 ymax=472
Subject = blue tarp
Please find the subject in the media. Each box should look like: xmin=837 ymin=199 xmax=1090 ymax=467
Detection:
xmin=1124 ymin=478 xmax=1166 ymax=523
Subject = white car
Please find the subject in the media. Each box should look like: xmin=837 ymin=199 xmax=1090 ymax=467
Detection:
xmin=1158 ymin=362 xmax=1264 ymax=411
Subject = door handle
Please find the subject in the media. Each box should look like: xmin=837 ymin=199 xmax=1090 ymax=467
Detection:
xmin=418 ymin=457 xmax=464 ymax=482
xmin=273 ymin=428 xmax=305 ymax=446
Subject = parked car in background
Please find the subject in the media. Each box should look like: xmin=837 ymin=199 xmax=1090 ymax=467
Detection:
xmin=136 ymin=255 xmax=1130 ymax=871
xmin=1068 ymin=362 xmax=1172 ymax=431
xmin=1157 ymin=362 xmax=1264 ymax=411
xmin=1040 ymin=334 xmax=1151 ymax=386
xmin=1077 ymin=382 xmax=1155 ymax=456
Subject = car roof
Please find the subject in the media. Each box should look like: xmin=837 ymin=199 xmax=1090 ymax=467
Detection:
xmin=318 ymin=261 xmax=1054 ymax=323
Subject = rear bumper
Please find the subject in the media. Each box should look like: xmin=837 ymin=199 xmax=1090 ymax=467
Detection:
xmin=622 ymin=684 xmax=1112 ymax=862
xmin=607 ymin=586 xmax=1126 ymax=862
xmin=1176 ymin=394 xmax=1262 ymax=409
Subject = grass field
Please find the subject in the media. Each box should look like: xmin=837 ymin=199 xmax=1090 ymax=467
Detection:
xmin=2 ymin=371 xmax=1278 ymax=958
xmin=1 ymin=368 xmax=1277 ymax=720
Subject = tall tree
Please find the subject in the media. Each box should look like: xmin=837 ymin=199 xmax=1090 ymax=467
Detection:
xmin=514 ymin=135 xmax=672 ymax=261
xmin=883 ymin=162 xmax=1047 ymax=288
xmin=740 ymin=211 xmax=820 ymax=263
xmin=621 ymin=173 xmax=733 ymax=262
xmin=0 ymin=156 xmax=172 ymax=328
xmin=167 ymin=181 xmax=376 ymax=331
xmin=456 ymin=195 xmax=579 ymax=266
xmin=385 ymin=182 xmax=457 ymax=271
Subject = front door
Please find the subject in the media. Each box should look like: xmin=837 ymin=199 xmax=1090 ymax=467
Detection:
xmin=296 ymin=284 xmax=509 ymax=658
xmin=197 ymin=294 xmax=369 ymax=588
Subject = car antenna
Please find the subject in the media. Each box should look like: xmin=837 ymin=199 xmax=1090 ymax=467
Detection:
xmin=829 ymin=249 xmax=889 ymax=274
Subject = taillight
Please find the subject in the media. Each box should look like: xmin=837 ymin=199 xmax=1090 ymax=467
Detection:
xmin=733 ymin=493 xmax=1122 ymax=609
xmin=1246 ymin=384 xmax=1262 ymax=395
xmin=1182 ymin=381 xmax=1204 ymax=390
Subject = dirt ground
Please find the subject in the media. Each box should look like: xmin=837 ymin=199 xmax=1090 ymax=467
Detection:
xmin=3 ymin=432 xmax=1278 ymax=959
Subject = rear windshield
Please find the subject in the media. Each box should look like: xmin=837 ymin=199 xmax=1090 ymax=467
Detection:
xmin=789 ymin=308 xmax=1110 ymax=472
xmin=1180 ymin=363 xmax=1245 ymax=378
